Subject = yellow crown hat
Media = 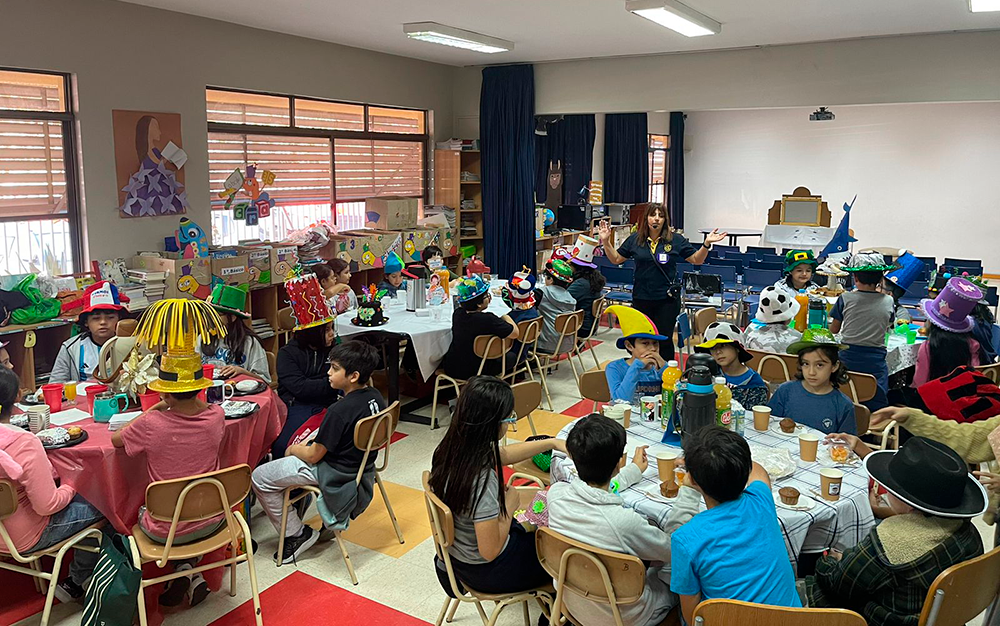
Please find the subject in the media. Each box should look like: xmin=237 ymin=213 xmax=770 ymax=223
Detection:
xmin=134 ymin=298 xmax=227 ymax=393
xmin=606 ymin=305 xmax=668 ymax=350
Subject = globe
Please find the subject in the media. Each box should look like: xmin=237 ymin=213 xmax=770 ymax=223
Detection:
xmin=543 ymin=208 xmax=555 ymax=227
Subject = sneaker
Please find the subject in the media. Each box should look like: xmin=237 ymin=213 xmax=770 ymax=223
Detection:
xmin=53 ymin=578 xmax=86 ymax=603
xmin=159 ymin=563 xmax=192 ymax=607
xmin=187 ymin=573 xmax=210 ymax=607
xmin=274 ymin=526 xmax=318 ymax=565
xmin=318 ymin=524 xmax=337 ymax=543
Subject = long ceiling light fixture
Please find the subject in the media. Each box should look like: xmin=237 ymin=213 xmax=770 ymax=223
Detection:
xmin=968 ymin=0 xmax=1000 ymax=11
xmin=403 ymin=22 xmax=513 ymax=54
xmin=625 ymin=0 xmax=722 ymax=37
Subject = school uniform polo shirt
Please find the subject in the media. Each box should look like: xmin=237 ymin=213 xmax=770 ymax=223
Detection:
xmin=616 ymin=232 xmax=698 ymax=299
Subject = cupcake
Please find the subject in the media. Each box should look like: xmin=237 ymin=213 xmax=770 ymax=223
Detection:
xmin=779 ymin=418 xmax=796 ymax=433
xmin=779 ymin=487 xmax=800 ymax=505
xmin=660 ymin=481 xmax=679 ymax=498
xmin=67 ymin=426 xmax=83 ymax=440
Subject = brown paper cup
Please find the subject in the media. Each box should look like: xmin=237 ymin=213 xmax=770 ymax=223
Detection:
xmin=820 ymin=468 xmax=844 ymax=501
xmin=623 ymin=406 xmax=631 ymax=429
xmin=752 ymin=405 xmax=771 ymax=431
xmin=798 ymin=433 xmax=820 ymax=462
xmin=656 ymin=450 xmax=680 ymax=483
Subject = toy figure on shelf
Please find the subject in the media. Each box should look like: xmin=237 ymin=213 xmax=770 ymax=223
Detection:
xmin=176 ymin=217 xmax=209 ymax=258
xmin=465 ymin=255 xmax=490 ymax=277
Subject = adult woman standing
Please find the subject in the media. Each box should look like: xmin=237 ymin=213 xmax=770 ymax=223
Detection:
xmin=597 ymin=204 xmax=726 ymax=359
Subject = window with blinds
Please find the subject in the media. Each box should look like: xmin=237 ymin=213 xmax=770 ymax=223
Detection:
xmin=648 ymin=133 xmax=669 ymax=205
xmin=0 ymin=68 xmax=78 ymax=274
xmin=333 ymin=139 xmax=424 ymax=200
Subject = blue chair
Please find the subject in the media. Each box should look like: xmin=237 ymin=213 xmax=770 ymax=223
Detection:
xmin=750 ymin=260 xmax=783 ymax=272
xmin=746 ymin=246 xmax=778 ymax=259
xmin=944 ymin=257 xmax=983 ymax=269
xmin=916 ymin=256 xmax=937 ymax=272
xmin=708 ymin=258 xmax=744 ymax=275
xmin=761 ymin=255 xmax=785 ymax=266
xmin=985 ymin=286 xmax=998 ymax=308
xmin=744 ymin=268 xmax=781 ymax=290
xmin=677 ymin=262 xmax=694 ymax=277
xmin=712 ymin=245 xmax=740 ymax=257
xmin=599 ymin=265 xmax=632 ymax=289
xmin=898 ymin=280 xmax=929 ymax=307
xmin=702 ymin=264 xmax=737 ymax=291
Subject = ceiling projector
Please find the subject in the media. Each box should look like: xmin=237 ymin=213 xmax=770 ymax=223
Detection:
xmin=810 ymin=107 xmax=835 ymax=122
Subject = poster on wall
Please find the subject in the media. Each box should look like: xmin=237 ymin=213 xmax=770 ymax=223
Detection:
xmin=113 ymin=109 xmax=189 ymax=218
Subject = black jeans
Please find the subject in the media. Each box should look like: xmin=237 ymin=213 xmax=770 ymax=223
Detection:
xmin=632 ymin=296 xmax=681 ymax=361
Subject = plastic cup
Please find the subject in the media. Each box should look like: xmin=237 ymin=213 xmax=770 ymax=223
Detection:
xmin=202 ymin=364 xmax=215 ymax=380
xmin=798 ymin=433 xmax=820 ymax=462
xmin=640 ymin=396 xmax=660 ymax=422
xmin=41 ymin=383 xmax=63 ymax=413
xmin=84 ymin=384 xmax=108 ymax=415
xmin=139 ymin=391 xmax=161 ymax=411
xmin=674 ymin=465 xmax=687 ymax=488
xmin=656 ymin=450 xmax=680 ymax=483
xmin=752 ymin=405 xmax=772 ymax=431
xmin=64 ymin=384 xmax=77 ymax=403
xmin=820 ymin=468 xmax=844 ymax=501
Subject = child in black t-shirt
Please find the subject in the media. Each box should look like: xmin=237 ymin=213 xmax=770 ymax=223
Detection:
xmin=251 ymin=340 xmax=386 ymax=565
xmin=441 ymin=275 xmax=519 ymax=378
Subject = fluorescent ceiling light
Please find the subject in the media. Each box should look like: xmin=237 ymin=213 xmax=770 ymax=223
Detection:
xmin=626 ymin=0 xmax=721 ymax=37
xmin=404 ymin=22 xmax=512 ymax=53
xmin=969 ymin=0 xmax=1000 ymax=11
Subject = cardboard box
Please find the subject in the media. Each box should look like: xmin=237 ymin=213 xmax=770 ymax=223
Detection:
xmin=211 ymin=255 xmax=250 ymax=290
xmin=438 ymin=228 xmax=458 ymax=258
xmin=130 ymin=256 xmax=212 ymax=300
xmin=340 ymin=230 xmax=403 ymax=270
xmin=400 ymin=228 xmax=442 ymax=263
xmin=238 ymin=246 xmax=273 ymax=288
xmin=365 ymin=197 xmax=418 ymax=230
xmin=269 ymin=246 xmax=299 ymax=284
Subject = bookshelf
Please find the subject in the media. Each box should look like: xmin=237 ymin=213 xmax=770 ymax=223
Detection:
xmin=434 ymin=148 xmax=484 ymax=265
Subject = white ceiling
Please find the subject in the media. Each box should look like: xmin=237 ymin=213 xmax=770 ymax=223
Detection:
xmin=121 ymin=0 xmax=1000 ymax=66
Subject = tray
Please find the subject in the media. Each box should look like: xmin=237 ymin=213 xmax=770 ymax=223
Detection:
xmin=42 ymin=429 xmax=89 ymax=451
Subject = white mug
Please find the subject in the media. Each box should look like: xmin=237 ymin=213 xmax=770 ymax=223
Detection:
xmin=207 ymin=380 xmax=235 ymax=404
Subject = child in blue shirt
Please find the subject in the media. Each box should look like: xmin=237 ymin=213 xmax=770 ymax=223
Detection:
xmin=695 ymin=322 xmax=768 ymax=409
xmin=768 ymin=328 xmax=856 ymax=434
xmin=671 ymin=426 xmax=801 ymax=624
xmin=604 ymin=305 xmax=668 ymax=403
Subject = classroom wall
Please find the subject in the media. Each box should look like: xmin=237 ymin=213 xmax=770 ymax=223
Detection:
xmin=0 ymin=0 xmax=456 ymax=265
xmin=683 ymin=102 xmax=1000 ymax=273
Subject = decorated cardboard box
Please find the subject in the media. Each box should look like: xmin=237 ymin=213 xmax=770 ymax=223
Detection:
xmin=339 ymin=230 xmax=403 ymax=270
xmin=237 ymin=245 xmax=273 ymax=288
xmin=365 ymin=197 xmax=418 ymax=230
xmin=438 ymin=228 xmax=458 ymax=258
xmin=269 ymin=245 xmax=299 ymax=285
xmin=131 ymin=255 xmax=212 ymax=300
xmin=400 ymin=228 xmax=442 ymax=263
xmin=211 ymin=254 xmax=250 ymax=290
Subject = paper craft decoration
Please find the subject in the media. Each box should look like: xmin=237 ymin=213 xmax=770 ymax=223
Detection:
xmin=219 ymin=163 xmax=276 ymax=224
xmin=175 ymin=217 xmax=209 ymax=259
xmin=114 ymin=110 xmax=188 ymax=218
xmin=820 ymin=196 xmax=859 ymax=257
xmin=767 ymin=187 xmax=831 ymax=227
xmin=427 ymin=270 xmax=449 ymax=305
xmin=588 ymin=180 xmax=604 ymax=205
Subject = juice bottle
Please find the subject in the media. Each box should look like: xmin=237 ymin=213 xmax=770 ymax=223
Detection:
xmin=714 ymin=376 xmax=733 ymax=429
xmin=793 ymin=289 xmax=810 ymax=330
xmin=661 ymin=360 xmax=682 ymax=430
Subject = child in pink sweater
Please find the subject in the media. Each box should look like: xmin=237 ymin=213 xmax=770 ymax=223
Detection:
xmin=0 ymin=368 xmax=105 ymax=602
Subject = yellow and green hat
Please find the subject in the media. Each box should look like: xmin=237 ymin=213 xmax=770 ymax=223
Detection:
xmin=606 ymin=304 xmax=667 ymax=350
xmin=135 ymin=299 xmax=227 ymax=393
xmin=207 ymin=283 xmax=250 ymax=319
xmin=783 ymin=250 xmax=818 ymax=274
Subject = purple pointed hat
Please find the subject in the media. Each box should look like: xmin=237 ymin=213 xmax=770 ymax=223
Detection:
xmin=920 ymin=276 xmax=982 ymax=333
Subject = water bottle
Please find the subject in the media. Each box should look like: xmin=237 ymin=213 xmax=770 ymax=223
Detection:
xmin=677 ymin=365 xmax=716 ymax=449
xmin=733 ymin=402 xmax=746 ymax=437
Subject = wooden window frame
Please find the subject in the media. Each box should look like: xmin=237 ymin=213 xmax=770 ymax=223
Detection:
xmin=647 ymin=133 xmax=668 ymax=206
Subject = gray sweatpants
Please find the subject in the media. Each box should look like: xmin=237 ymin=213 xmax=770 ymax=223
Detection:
xmin=251 ymin=456 xmax=318 ymax=539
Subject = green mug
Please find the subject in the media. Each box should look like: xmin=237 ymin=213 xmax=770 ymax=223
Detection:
xmin=93 ymin=392 xmax=128 ymax=423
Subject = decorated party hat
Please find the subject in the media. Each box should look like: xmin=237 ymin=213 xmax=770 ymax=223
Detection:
xmin=783 ymin=250 xmax=818 ymax=274
xmin=63 ymin=280 xmax=130 ymax=318
xmin=456 ymin=275 xmax=490 ymax=303
xmin=787 ymin=328 xmax=847 ymax=355
xmin=920 ymin=276 xmax=982 ymax=333
xmin=503 ymin=266 xmax=537 ymax=310
xmin=885 ymin=249 xmax=926 ymax=293
xmin=606 ymin=304 xmax=667 ymax=350
xmin=135 ymin=299 xmax=226 ymax=393
xmin=841 ymin=250 xmax=895 ymax=273
xmin=568 ymin=235 xmax=599 ymax=268
xmin=546 ymin=258 xmax=574 ymax=282
xmin=207 ymin=283 xmax=250 ymax=319
xmin=285 ymin=273 xmax=335 ymax=331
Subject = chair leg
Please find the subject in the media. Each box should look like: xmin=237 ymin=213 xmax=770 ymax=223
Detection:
xmin=475 ymin=600 xmax=490 ymax=625
xmin=136 ymin=582 xmax=149 ymax=626
xmin=276 ymin=488 xmax=292 ymax=567
xmin=526 ymin=413 xmax=538 ymax=437
xmin=376 ymin=471 xmax=405 ymax=544
xmin=431 ymin=376 xmax=442 ymax=429
xmin=522 ymin=599 xmax=531 ymax=626
xmin=436 ymin=597 xmax=453 ymax=626
xmin=230 ymin=555 xmax=238 ymax=596
xmin=446 ymin=598 xmax=460 ymax=622
xmin=536 ymin=356 xmax=554 ymax=410
xmin=39 ymin=556 xmax=61 ymax=626
xmin=234 ymin=513 xmax=265 ymax=626
xmin=335 ymin=530 xmax=358 ymax=585
xmin=29 ymin=560 xmax=43 ymax=594
xmin=590 ymin=339 xmax=601 ymax=369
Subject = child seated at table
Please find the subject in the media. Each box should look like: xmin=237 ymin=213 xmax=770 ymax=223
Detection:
xmin=880 ymin=250 xmax=925 ymax=327
xmin=744 ymin=285 xmax=803 ymax=354
xmin=768 ymin=329 xmax=856 ymax=434
xmin=548 ymin=414 xmax=700 ymax=626
xmin=771 ymin=249 xmax=820 ymax=299
xmin=535 ymin=258 xmax=578 ymax=355
xmin=0 ymin=367 xmax=106 ymax=604
xmin=252 ymin=341 xmax=386 ymax=565
xmin=441 ymin=276 xmax=518 ymax=378
xmin=804 ymin=437 xmax=986 ymax=626
xmin=419 ymin=245 xmax=460 ymax=283
xmin=316 ymin=259 xmax=357 ymax=314
xmin=604 ymin=305 xmax=668 ymax=403
xmin=911 ymin=276 xmax=982 ymax=388
xmin=200 ymin=284 xmax=271 ymax=383
xmin=671 ymin=426 xmax=801 ymax=624
xmin=696 ymin=322 xmax=768 ymax=409
xmin=377 ymin=251 xmax=410 ymax=298
xmin=499 ymin=267 xmax=540 ymax=325
xmin=50 ymin=281 xmax=129 ymax=384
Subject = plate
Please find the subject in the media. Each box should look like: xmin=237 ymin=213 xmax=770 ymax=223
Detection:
xmin=42 ymin=429 xmax=89 ymax=450
xmin=770 ymin=421 xmax=806 ymax=437
xmin=221 ymin=400 xmax=259 ymax=420
xmin=232 ymin=380 xmax=267 ymax=396
xmin=773 ymin=490 xmax=816 ymax=511
xmin=641 ymin=481 xmax=679 ymax=504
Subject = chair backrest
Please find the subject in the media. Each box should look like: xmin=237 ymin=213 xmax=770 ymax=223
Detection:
xmin=693 ymin=599 xmax=867 ymax=625
xmin=747 ymin=349 xmax=796 ymax=384
xmin=710 ymin=258 xmax=744 ymax=274
xmin=943 ymin=257 xmax=982 ymax=269
xmin=582 ymin=297 xmax=608 ymax=339
xmin=853 ymin=402 xmax=871 ymax=434
xmin=145 ymin=464 xmax=251 ymax=524
xmin=600 ymin=265 xmax=634 ymax=286
xmin=906 ymin=281 xmax=929 ymax=298
xmin=693 ymin=307 xmax=718 ymax=336
xmin=702 ymin=264 xmax=736 ymax=282
xmin=277 ymin=306 xmax=296 ymax=331
xmin=513 ymin=318 xmax=542 ymax=364
xmin=422 ymin=470 xmax=469 ymax=602
xmin=511 ymin=380 xmax=542 ymax=420
xmin=266 ymin=351 xmax=277 ymax=387
xmin=746 ymin=246 xmax=778 ymax=258
xmin=751 ymin=260 xmax=784 ymax=272
xmin=578 ymin=368 xmax=611 ymax=404
xmin=744 ymin=268 xmax=781 ymax=288
xmin=975 ymin=362 xmax=1000 ymax=383
xmin=0 ymin=479 xmax=17 ymax=521
xmin=712 ymin=245 xmax=739 ymax=256
xmin=353 ymin=400 xmax=400 ymax=478
xmin=473 ymin=334 xmax=508 ymax=375
xmin=843 ymin=371 xmax=878 ymax=403
xmin=917 ymin=546 xmax=1000 ymax=626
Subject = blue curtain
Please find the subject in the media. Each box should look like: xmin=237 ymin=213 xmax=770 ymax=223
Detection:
xmin=668 ymin=112 xmax=686 ymax=229
xmin=535 ymin=115 xmax=596 ymax=205
xmin=604 ymin=113 xmax=648 ymax=204
xmin=480 ymin=65 xmax=536 ymax=275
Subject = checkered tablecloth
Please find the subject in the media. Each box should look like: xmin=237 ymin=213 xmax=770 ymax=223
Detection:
xmin=551 ymin=416 xmax=875 ymax=568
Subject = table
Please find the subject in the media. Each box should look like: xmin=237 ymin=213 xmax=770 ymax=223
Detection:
xmin=760 ymin=225 xmax=837 ymax=254
xmin=550 ymin=416 xmax=875 ymax=568
xmin=700 ymin=228 xmax=763 ymax=247
xmin=886 ymin=332 xmax=922 ymax=376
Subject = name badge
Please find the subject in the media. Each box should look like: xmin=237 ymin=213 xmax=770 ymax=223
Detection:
xmin=658 ymin=253 xmax=668 ymax=263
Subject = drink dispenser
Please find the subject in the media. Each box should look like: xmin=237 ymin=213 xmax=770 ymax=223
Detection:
xmin=405 ymin=278 xmax=427 ymax=312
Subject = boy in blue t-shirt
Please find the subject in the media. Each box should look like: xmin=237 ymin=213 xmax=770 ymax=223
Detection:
xmin=604 ymin=305 xmax=669 ymax=403
xmin=695 ymin=322 xmax=769 ymax=409
xmin=671 ymin=426 xmax=801 ymax=623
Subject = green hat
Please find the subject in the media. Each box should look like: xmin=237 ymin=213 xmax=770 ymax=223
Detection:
xmin=456 ymin=275 xmax=490 ymax=303
xmin=208 ymin=283 xmax=250 ymax=319
xmin=546 ymin=258 xmax=574 ymax=282
xmin=783 ymin=249 xmax=818 ymax=274
xmin=786 ymin=327 xmax=847 ymax=355
xmin=841 ymin=251 xmax=895 ymax=273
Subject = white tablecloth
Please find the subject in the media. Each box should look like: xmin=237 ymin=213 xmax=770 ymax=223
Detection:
xmin=335 ymin=281 xmax=511 ymax=381
xmin=886 ymin=332 xmax=922 ymax=376
xmin=551 ymin=416 xmax=875 ymax=568
xmin=761 ymin=225 xmax=837 ymax=254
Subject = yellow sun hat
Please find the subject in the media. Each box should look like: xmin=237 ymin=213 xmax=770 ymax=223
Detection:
xmin=134 ymin=298 xmax=227 ymax=393
xmin=606 ymin=305 xmax=668 ymax=350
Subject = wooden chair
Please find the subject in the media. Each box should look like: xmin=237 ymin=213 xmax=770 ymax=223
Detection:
xmin=853 ymin=402 xmax=871 ymax=435
xmin=127 ymin=465 xmax=263 ymax=626
xmin=266 ymin=351 xmax=277 ymax=389
xmin=574 ymin=297 xmax=608 ymax=369
xmin=536 ymin=310 xmax=587 ymax=392
xmin=975 ymin=362 xmax=1000 ymax=383
xmin=842 ymin=371 xmax=878 ymax=404
xmin=431 ymin=334 xmax=508 ymax=429
xmin=916 ymin=545 xmax=1000 ymax=626
xmin=502 ymin=318 xmax=553 ymax=411
xmin=578 ymin=368 xmax=611 ymax=413
xmin=692 ymin=599 xmax=866 ymax=625
xmin=690 ymin=307 xmax=718 ymax=345
xmin=510 ymin=381 xmax=551 ymax=485
xmin=0 ymin=481 xmax=103 ymax=626
xmin=747 ymin=349 xmax=797 ymax=385
xmin=277 ymin=306 xmax=296 ymax=332
xmin=422 ymin=471 xmax=552 ymax=626
xmin=276 ymin=401 xmax=403 ymax=584
xmin=536 ymin=526 xmax=679 ymax=626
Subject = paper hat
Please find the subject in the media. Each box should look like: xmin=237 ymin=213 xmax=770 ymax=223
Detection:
xmin=548 ymin=247 xmax=570 ymax=267
xmin=208 ymin=283 xmax=250 ymax=319
xmin=383 ymin=251 xmax=416 ymax=278
xmin=135 ymin=299 xmax=226 ymax=393
xmin=885 ymin=249 xmax=926 ymax=293
xmin=606 ymin=304 xmax=667 ymax=349
xmin=841 ymin=250 xmax=894 ymax=273
xmin=285 ymin=274 xmax=335 ymax=331
xmin=505 ymin=267 xmax=537 ymax=310
xmin=755 ymin=286 xmax=800 ymax=324
xmin=568 ymin=235 xmax=599 ymax=268
xmin=783 ymin=250 xmax=818 ymax=274
xmin=786 ymin=328 xmax=846 ymax=355
xmin=696 ymin=322 xmax=752 ymax=363
xmin=546 ymin=258 xmax=574 ymax=282
xmin=920 ymin=276 xmax=982 ymax=333
xmin=465 ymin=256 xmax=490 ymax=277
xmin=73 ymin=281 xmax=130 ymax=317
xmin=456 ymin=275 xmax=490 ymax=303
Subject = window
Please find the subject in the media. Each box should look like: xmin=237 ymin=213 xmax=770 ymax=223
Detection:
xmin=206 ymin=88 xmax=427 ymax=245
xmin=648 ymin=133 xmax=668 ymax=205
xmin=0 ymin=69 xmax=80 ymax=275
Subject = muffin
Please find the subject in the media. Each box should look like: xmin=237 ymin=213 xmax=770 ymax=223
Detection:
xmin=779 ymin=418 xmax=796 ymax=433
xmin=660 ymin=481 xmax=679 ymax=498
xmin=779 ymin=487 xmax=800 ymax=505
xmin=67 ymin=426 xmax=83 ymax=440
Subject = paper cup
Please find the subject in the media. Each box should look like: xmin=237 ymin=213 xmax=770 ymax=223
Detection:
xmin=752 ymin=405 xmax=771 ymax=431
xmin=798 ymin=433 xmax=820 ymax=462
xmin=622 ymin=406 xmax=631 ymax=429
xmin=656 ymin=450 xmax=680 ymax=483
xmin=820 ymin=468 xmax=844 ymax=501
xmin=640 ymin=396 xmax=660 ymax=422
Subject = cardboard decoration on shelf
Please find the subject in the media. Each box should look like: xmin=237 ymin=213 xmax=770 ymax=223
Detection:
xmin=365 ymin=197 xmax=418 ymax=230
xmin=114 ymin=110 xmax=189 ymax=218
xmin=175 ymin=217 xmax=209 ymax=258
xmin=339 ymin=230 xmax=403 ymax=270
xmin=210 ymin=255 xmax=250 ymax=289
xmin=238 ymin=246 xmax=273 ymax=287
xmin=131 ymin=255 xmax=212 ymax=300
xmin=767 ymin=187 xmax=831 ymax=227
xmin=269 ymin=246 xmax=299 ymax=285
xmin=401 ymin=228 xmax=443 ymax=263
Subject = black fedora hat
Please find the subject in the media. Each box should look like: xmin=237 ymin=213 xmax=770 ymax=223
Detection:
xmin=864 ymin=437 xmax=988 ymax=519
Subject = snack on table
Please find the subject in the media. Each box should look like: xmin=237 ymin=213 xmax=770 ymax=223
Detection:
xmin=67 ymin=426 xmax=83 ymax=440
xmin=830 ymin=444 xmax=851 ymax=463
xmin=10 ymin=414 xmax=28 ymax=429
xmin=660 ymin=481 xmax=679 ymax=498
xmin=36 ymin=427 xmax=69 ymax=446
xmin=779 ymin=418 xmax=797 ymax=433
xmin=779 ymin=487 xmax=800 ymax=505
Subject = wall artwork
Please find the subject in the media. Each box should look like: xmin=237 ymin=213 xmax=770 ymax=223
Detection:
xmin=113 ymin=109 xmax=189 ymax=218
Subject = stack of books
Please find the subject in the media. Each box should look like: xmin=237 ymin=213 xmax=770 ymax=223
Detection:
xmin=126 ymin=269 xmax=167 ymax=309
xmin=252 ymin=318 xmax=275 ymax=339
xmin=424 ymin=205 xmax=457 ymax=227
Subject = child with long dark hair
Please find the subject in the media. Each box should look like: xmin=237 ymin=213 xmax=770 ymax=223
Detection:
xmin=428 ymin=376 xmax=565 ymax=594
xmin=201 ymin=285 xmax=270 ymax=383
xmin=768 ymin=329 xmax=855 ymax=434
xmin=317 ymin=259 xmax=357 ymax=314
xmin=912 ymin=276 xmax=983 ymax=387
